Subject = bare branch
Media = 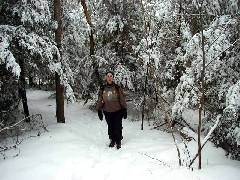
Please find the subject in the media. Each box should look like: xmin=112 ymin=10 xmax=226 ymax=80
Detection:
xmin=0 ymin=114 xmax=47 ymax=159
xmin=139 ymin=152 xmax=172 ymax=168
xmin=206 ymin=38 xmax=240 ymax=68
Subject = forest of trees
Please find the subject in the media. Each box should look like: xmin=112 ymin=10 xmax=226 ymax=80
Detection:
xmin=0 ymin=0 xmax=239 ymax=164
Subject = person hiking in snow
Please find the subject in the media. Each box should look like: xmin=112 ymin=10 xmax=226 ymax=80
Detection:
xmin=97 ymin=71 xmax=127 ymax=149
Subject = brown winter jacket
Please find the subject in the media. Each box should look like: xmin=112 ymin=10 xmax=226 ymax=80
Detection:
xmin=97 ymin=83 xmax=127 ymax=112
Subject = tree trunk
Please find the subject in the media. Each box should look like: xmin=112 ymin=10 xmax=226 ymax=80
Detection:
xmin=80 ymin=0 xmax=102 ymax=87
xmin=89 ymin=29 xmax=94 ymax=55
xmin=28 ymin=71 xmax=34 ymax=88
xmin=141 ymin=65 xmax=149 ymax=130
xmin=176 ymin=0 xmax=182 ymax=48
xmin=54 ymin=0 xmax=65 ymax=123
xmin=55 ymin=72 xmax=65 ymax=123
xmin=198 ymin=3 xmax=206 ymax=169
xmin=18 ymin=57 xmax=30 ymax=121
xmin=80 ymin=0 xmax=93 ymax=27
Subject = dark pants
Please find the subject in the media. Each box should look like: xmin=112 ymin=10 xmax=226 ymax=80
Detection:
xmin=104 ymin=110 xmax=123 ymax=142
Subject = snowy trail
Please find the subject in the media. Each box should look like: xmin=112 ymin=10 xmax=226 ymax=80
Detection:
xmin=26 ymin=90 xmax=176 ymax=179
xmin=0 ymin=90 xmax=240 ymax=180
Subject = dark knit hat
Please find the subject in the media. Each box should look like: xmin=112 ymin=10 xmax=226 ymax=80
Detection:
xmin=105 ymin=71 xmax=114 ymax=77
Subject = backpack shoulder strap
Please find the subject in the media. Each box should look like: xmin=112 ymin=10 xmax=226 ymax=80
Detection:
xmin=114 ymin=83 xmax=120 ymax=92
xmin=99 ymin=84 xmax=106 ymax=95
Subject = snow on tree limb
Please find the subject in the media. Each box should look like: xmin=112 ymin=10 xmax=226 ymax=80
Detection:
xmin=0 ymin=26 xmax=21 ymax=76
xmin=202 ymin=115 xmax=220 ymax=145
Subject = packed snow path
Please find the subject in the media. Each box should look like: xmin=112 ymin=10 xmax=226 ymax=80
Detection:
xmin=0 ymin=90 xmax=239 ymax=180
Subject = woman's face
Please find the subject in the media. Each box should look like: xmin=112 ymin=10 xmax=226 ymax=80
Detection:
xmin=106 ymin=73 xmax=114 ymax=84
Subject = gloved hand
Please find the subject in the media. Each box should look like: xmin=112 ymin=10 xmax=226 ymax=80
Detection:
xmin=121 ymin=108 xmax=127 ymax=119
xmin=98 ymin=110 xmax=103 ymax=120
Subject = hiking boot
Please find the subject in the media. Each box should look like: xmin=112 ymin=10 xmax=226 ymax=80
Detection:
xmin=116 ymin=141 xmax=121 ymax=149
xmin=109 ymin=140 xmax=115 ymax=148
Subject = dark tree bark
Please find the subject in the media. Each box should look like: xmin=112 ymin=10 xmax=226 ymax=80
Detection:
xmin=80 ymin=0 xmax=102 ymax=88
xmin=198 ymin=3 xmax=206 ymax=170
xmin=55 ymin=72 xmax=65 ymax=123
xmin=54 ymin=0 xmax=65 ymax=123
xmin=18 ymin=57 xmax=30 ymax=121
xmin=28 ymin=71 xmax=34 ymax=88
xmin=80 ymin=0 xmax=93 ymax=28
xmin=141 ymin=65 xmax=148 ymax=130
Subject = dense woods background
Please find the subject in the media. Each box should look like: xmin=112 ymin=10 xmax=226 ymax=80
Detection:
xmin=0 ymin=0 xmax=239 ymax=162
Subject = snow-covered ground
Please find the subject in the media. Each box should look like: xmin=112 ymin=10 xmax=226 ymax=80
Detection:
xmin=0 ymin=90 xmax=239 ymax=180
